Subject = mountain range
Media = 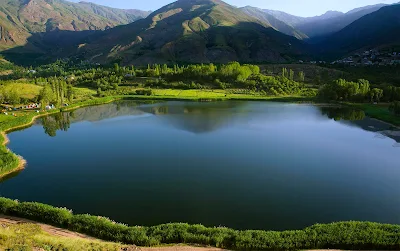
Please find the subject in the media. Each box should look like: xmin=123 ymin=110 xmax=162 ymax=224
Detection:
xmin=0 ymin=0 xmax=399 ymax=65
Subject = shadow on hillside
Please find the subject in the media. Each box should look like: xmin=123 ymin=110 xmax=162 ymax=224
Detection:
xmin=1 ymin=29 xmax=104 ymax=66
xmin=0 ymin=0 xmax=313 ymax=66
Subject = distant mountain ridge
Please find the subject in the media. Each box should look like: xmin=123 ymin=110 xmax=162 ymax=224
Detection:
xmin=240 ymin=6 xmax=308 ymax=40
xmin=264 ymin=3 xmax=392 ymax=38
xmin=317 ymin=4 xmax=400 ymax=56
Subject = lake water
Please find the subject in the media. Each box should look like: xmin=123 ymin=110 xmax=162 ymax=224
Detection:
xmin=1 ymin=101 xmax=400 ymax=231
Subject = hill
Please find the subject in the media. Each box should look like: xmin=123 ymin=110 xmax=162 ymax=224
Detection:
xmin=0 ymin=0 xmax=149 ymax=50
xmin=75 ymin=0 xmax=307 ymax=65
xmin=317 ymin=4 xmax=400 ymax=56
xmin=240 ymin=6 xmax=308 ymax=40
xmin=264 ymin=4 xmax=389 ymax=38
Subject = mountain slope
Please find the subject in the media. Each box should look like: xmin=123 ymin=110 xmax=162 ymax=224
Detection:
xmin=240 ymin=6 xmax=308 ymax=40
xmin=76 ymin=0 xmax=306 ymax=65
xmin=317 ymin=4 xmax=400 ymax=56
xmin=0 ymin=0 xmax=149 ymax=50
xmin=264 ymin=4 xmax=389 ymax=38
xmin=76 ymin=1 xmax=151 ymax=25
xmin=296 ymin=4 xmax=388 ymax=38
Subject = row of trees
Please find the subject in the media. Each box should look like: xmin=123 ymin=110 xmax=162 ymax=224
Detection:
xmin=318 ymin=79 xmax=384 ymax=102
xmin=38 ymin=78 xmax=74 ymax=107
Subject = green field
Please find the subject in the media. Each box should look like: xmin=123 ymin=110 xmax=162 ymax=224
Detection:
xmin=0 ymin=83 xmax=42 ymax=99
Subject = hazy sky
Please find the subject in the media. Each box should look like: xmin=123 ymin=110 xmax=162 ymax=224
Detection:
xmin=70 ymin=0 xmax=399 ymax=17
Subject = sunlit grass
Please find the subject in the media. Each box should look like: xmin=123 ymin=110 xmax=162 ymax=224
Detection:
xmin=0 ymin=222 xmax=124 ymax=251
xmin=0 ymin=83 xmax=42 ymax=99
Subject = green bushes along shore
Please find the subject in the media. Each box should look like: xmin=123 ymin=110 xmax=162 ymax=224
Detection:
xmin=0 ymin=197 xmax=399 ymax=250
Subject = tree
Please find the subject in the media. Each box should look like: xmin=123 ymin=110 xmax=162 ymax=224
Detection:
xmin=97 ymin=88 xmax=103 ymax=97
xmin=282 ymin=68 xmax=288 ymax=78
xmin=370 ymin=88 xmax=384 ymax=103
xmin=389 ymin=101 xmax=400 ymax=115
xmin=289 ymin=69 xmax=294 ymax=81
xmin=114 ymin=63 xmax=120 ymax=73
xmin=39 ymin=84 xmax=55 ymax=107
xmin=298 ymin=71 xmax=305 ymax=82
xmin=66 ymin=84 xmax=74 ymax=102
xmin=8 ymin=88 xmax=20 ymax=106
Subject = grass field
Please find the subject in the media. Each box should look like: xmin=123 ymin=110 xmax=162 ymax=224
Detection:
xmin=0 ymin=83 xmax=42 ymax=99
xmin=152 ymin=89 xmax=227 ymax=98
xmin=0 ymin=222 xmax=125 ymax=251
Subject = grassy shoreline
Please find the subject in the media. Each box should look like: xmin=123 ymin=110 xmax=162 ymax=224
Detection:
xmin=346 ymin=103 xmax=400 ymax=127
xmin=1 ymin=197 xmax=400 ymax=250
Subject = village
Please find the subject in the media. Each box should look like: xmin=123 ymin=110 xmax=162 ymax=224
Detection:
xmin=331 ymin=50 xmax=400 ymax=66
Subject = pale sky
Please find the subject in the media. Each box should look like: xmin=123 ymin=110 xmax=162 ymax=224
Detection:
xmin=70 ymin=0 xmax=399 ymax=17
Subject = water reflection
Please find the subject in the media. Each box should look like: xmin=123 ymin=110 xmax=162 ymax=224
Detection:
xmin=320 ymin=107 xmax=366 ymax=121
xmin=38 ymin=101 xmax=400 ymax=142
xmin=319 ymin=106 xmax=400 ymax=143
xmin=139 ymin=102 xmax=247 ymax=133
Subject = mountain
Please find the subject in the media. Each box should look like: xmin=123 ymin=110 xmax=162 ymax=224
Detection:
xmin=264 ymin=4 xmax=389 ymax=38
xmin=263 ymin=10 xmax=344 ymax=27
xmin=262 ymin=10 xmax=305 ymax=27
xmin=317 ymin=4 xmax=400 ymax=56
xmin=240 ymin=6 xmax=308 ymax=40
xmin=72 ymin=0 xmax=307 ymax=65
xmin=0 ymin=0 xmax=149 ymax=50
xmin=296 ymin=4 xmax=388 ymax=38
xmin=76 ymin=2 xmax=151 ymax=24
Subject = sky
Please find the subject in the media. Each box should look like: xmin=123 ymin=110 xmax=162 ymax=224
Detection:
xmin=70 ymin=0 xmax=399 ymax=17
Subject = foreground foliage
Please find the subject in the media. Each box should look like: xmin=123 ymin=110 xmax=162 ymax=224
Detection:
xmin=0 ymin=197 xmax=399 ymax=250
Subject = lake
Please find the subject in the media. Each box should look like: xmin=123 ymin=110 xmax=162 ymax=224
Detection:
xmin=1 ymin=101 xmax=400 ymax=231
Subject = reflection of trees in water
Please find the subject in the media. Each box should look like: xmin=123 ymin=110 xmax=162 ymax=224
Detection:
xmin=141 ymin=102 xmax=246 ymax=133
xmin=41 ymin=112 xmax=72 ymax=137
xmin=320 ymin=106 xmax=400 ymax=144
xmin=320 ymin=107 xmax=366 ymax=121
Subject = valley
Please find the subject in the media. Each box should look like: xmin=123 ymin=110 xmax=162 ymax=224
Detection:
xmin=0 ymin=0 xmax=400 ymax=250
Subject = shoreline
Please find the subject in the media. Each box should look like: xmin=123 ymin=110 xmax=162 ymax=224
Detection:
xmin=0 ymin=95 xmax=399 ymax=179
xmin=0 ymin=96 xmax=122 ymax=178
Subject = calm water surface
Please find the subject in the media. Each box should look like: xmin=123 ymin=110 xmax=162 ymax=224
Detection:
xmin=1 ymin=101 xmax=400 ymax=230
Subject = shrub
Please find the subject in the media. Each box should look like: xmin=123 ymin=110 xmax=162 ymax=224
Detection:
xmin=1 ymin=197 xmax=400 ymax=250
xmin=389 ymin=101 xmax=400 ymax=115
xmin=0 ymin=197 xmax=18 ymax=214
xmin=135 ymin=89 xmax=153 ymax=96
xmin=8 ymin=202 xmax=72 ymax=227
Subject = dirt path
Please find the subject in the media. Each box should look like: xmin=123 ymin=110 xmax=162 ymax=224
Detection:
xmin=0 ymin=215 xmax=96 ymax=239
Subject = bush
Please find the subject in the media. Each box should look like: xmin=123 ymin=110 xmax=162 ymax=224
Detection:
xmin=0 ymin=197 xmax=18 ymax=214
xmin=389 ymin=101 xmax=400 ymax=115
xmin=135 ymin=89 xmax=153 ymax=96
xmin=8 ymin=202 xmax=72 ymax=227
xmin=0 ymin=197 xmax=400 ymax=250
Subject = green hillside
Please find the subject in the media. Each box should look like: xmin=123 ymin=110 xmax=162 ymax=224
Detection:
xmin=76 ymin=0 xmax=307 ymax=65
